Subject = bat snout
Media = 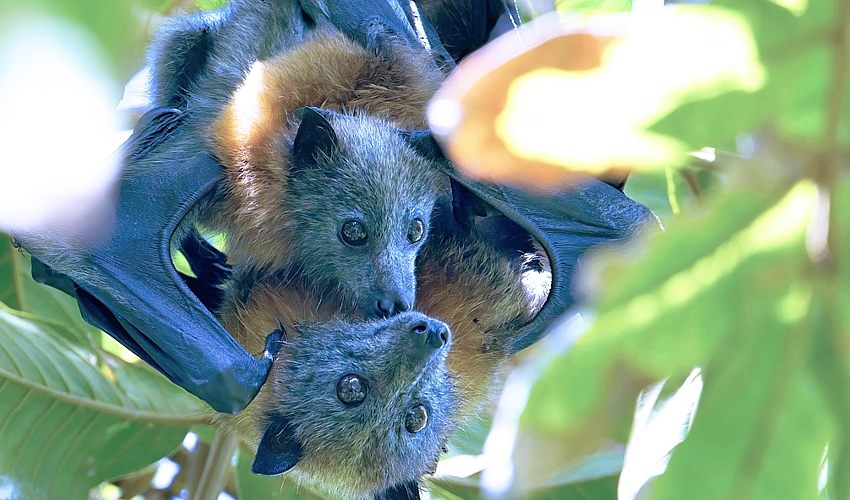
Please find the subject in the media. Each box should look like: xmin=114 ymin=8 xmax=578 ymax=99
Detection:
xmin=407 ymin=315 xmax=451 ymax=353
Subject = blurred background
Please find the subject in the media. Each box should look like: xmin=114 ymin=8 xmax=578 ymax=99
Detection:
xmin=0 ymin=0 xmax=846 ymax=499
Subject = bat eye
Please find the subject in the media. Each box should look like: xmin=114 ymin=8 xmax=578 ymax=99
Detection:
xmin=341 ymin=220 xmax=368 ymax=246
xmin=337 ymin=374 xmax=368 ymax=405
xmin=407 ymin=218 xmax=424 ymax=243
xmin=405 ymin=404 xmax=428 ymax=433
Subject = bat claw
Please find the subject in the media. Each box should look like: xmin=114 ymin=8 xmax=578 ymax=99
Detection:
xmin=263 ymin=321 xmax=286 ymax=362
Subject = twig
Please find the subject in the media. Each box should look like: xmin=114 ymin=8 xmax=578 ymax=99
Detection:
xmin=679 ymin=168 xmax=703 ymax=204
xmin=191 ymin=428 xmax=237 ymax=500
xmin=812 ymin=0 xmax=850 ymax=497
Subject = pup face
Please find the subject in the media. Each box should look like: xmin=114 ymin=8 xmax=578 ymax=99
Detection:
xmin=285 ymin=108 xmax=447 ymax=318
xmin=254 ymin=311 xmax=457 ymax=498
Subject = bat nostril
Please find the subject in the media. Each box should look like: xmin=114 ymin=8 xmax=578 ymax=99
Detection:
xmin=421 ymin=321 xmax=450 ymax=350
xmin=429 ymin=323 xmax=450 ymax=349
xmin=376 ymin=298 xmax=395 ymax=317
xmin=410 ymin=320 xmax=429 ymax=335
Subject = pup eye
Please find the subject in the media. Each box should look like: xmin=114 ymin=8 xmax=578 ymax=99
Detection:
xmin=340 ymin=220 xmax=368 ymax=246
xmin=405 ymin=404 xmax=428 ymax=433
xmin=407 ymin=218 xmax=424 ymax=243
xmin=337 ymin=374 xmax=368 ymax=405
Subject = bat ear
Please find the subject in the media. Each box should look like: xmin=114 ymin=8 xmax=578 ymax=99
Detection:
xmin=400 ymin=130 xmax=446 ymax=161
xmin=292 ymin=106 xmax=339 ymax=170
xmin=451 ymin=178 xmax=489 ymax=218
xmin=149 ymin=10 xmax=224 ymax=109
xmin=252 ymin=415 xmax=303 ymax=476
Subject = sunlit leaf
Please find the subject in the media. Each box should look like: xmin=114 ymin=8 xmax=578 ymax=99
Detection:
xmin=587 ymin=181 xmax=806 ymax=310
xmin=653 ymin=301 xmax=829 ymax=500
xmin=138 ymin=0 xmax=175 ymax=13
xmin=653 ymin=0 xmax=838 ymax=149
xmin=497 ymin=181 xmax=820 ymax=496
xmin=592 ymin=182 xmax=816 ymax=373
xmin=430 ymin=6 xmax=764 ymax=188
xmin=431 ymin=447 xmax=621 ymax=499
xmin=617 ymin=370 xmax=703 ymax=500
xmin=769 ymin=0 xmax=808 ymax=16
xmin=196 ymin=0 xmax=229 ymax=10
xmin=0 ymin=0 xmax=146 ymax=79
xmin=557 ymin=0 xmax=631 ymax=14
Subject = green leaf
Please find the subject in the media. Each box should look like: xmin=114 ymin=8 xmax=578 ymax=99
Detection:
xmin=234 ymin=450 xmax=327 ymax=500
xmin=590 ymin=182 xmax=796 ymax=313
xmin=624 ymin=171 xmax=676 ymax=221
xmin=430 ymin=448 xmax=621 ymax=500
xmin=0 ymin=236 xmax=103 ymax=348
xmin=431 ymin=475 xmax=620 ymax=500
xmin=507 ymin=182 xmax=819 ymax=495
xmin=0 ymin=0 xmax=147 ymax=80
xmin=445 ymin=416 xmax=491 ymax=457
xmin=138 ymin=0 xmax=177 ymax=13
xmin=653 ymin=295 xmax=828 ymax=500
xmin=556 ymin=0 xmax=631 ymax=14
xmin=835 ymin=183 xmax=850 ymax=341
xmin=651 ymin=0 xmax=838 ymax=149
xmin=814 ymin=182 xmax=850 ymax=497
xmin=593 ymin=182 xmax=815 ymax=375
xmin=0 ymin=303 xmax=206 ymax=499
xmin=196 ymin=0 xmax=230 ymax=10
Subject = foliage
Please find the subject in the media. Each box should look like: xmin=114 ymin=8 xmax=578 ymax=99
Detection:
xmin=0 ymin=0 xmax=848 ymax=498
xmin=429 ymin=0 xmax=850 ymax=499
xmin=0 ymin=238 xmax=207 ymax=499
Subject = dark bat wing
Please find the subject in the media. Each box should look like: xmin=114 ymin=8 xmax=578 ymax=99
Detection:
xmin=441 ymin=165 xmax=657 ymax=354
xmin=25 ymin=108 xmax=274 ymax=414
xmin=15 ymin=0 xmax=485 ymax=415
xmin=299 ymin=0 xmax=456 ymax=68
xmin=417 ymin=0 xmax=521 ymax=62
xmin=178 ymin=227 xmax=231 ymax=312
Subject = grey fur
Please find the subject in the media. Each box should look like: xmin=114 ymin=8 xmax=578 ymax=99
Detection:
xmin=136 ymin=0 xmax=314 ymax=180
xmin=282 ymin=111 xmax=446 ymax=317
xmin=263 ymin=312 xmax=457 ymax=499
xmin=148 ymin=0 xmax=309 ymax=126
xmin=144 ymin=1 xmax=449 ymax=318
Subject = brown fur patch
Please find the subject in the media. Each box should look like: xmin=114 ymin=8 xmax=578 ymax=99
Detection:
xmin=416 ymin=236 xmax=535 ymax=419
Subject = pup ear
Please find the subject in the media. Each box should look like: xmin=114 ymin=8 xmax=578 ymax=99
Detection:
xmin=292 ymin=106 xmax=339 ymax=170
xmin=252 ymin=415 xmax=303 ymax=476
xmin=399 ymin=130 xmax=446 ymax=161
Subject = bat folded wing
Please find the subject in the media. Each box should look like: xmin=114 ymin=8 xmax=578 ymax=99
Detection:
xmin=25 ymin=108 xmax=272 ymax=414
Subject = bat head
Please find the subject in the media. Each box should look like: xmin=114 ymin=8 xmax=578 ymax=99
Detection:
xmin=286 ymin=108 xmax=449 ymax=319
xmin=253 ymin=311 xmax=457 ymax=498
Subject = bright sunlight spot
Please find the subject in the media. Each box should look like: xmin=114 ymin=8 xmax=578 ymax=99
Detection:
xmin=0 ymin=15 xmax=124 ymax=242
xmin=496 ymin=6 xmax=765 ymax=172
xmin=151 ymin=459 xmax=179 ymax=490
